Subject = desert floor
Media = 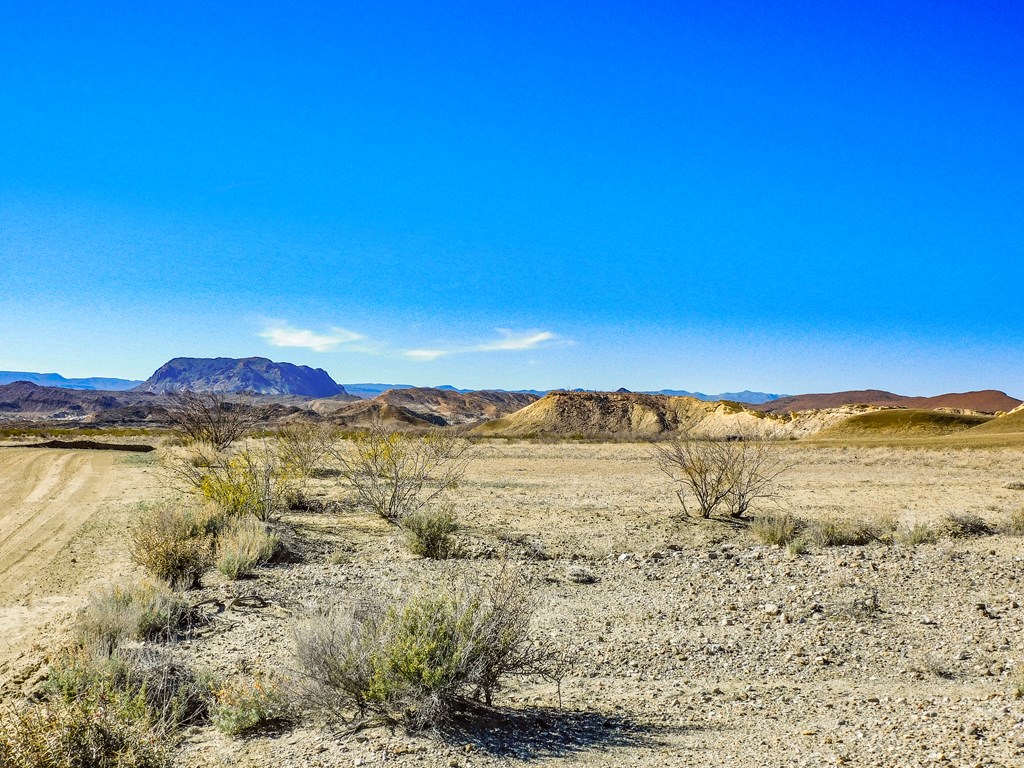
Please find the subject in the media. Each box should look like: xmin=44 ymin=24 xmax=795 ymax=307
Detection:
xmin=2 ymin=440 xmax=1024 ymax=767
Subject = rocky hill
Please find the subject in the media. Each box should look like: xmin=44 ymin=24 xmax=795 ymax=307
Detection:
xmin=0 ymin=381 xmax=130 ymax=417
xmin=320 ymin=387 xmax=538 ymax=428
xmin=473 ymin=391 xmax=776 ymax=437
xmin=754 ymin=389 xmax=1020 ymax=415
xmin=135 ymin=357 xmax=347 ymax=397
xmin=0 ymin=371 xmax=142 ymax=391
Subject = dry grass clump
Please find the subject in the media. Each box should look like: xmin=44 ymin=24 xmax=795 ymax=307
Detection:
xmin=401 ymin=506 xmax=462 ymax=559
xmin=749 ymin=514 xmax=804 ymax=547
xmin=1000 ymin=508 xmax=1024 ymax=536
xmin=810 ymin=516 xmax=894 ymax=547
xmin=211 ymin=672 xmax=293 ymax=735
xmin=76 ymin=579 xmax=193 ymax=655
xmin=938 ymin=512 xmax=994 ymax=539
xmin=129 ymin=503 xmax=218 ymax=589
xmin=0 ymin=696 xmax=171 ymax=768
xmin=294 ymin=567 xmax=570 ymax=730
xmin=896 ymin=522 xmax=940 ymax=546
xmin=216 ymin=515 xmax=291 ymax=580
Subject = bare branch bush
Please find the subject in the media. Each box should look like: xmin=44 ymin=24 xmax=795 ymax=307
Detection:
xmin=653 ymin=432 xmax=790 ymax=520
xmin=328 ymin=421 xmax=473 ymax=523
xmin=276 ymin=420 xmax=339 ymax=479
xmin=161 ymin=390 xmax=265 ymax=452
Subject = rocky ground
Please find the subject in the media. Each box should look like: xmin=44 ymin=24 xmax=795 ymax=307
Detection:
xmin=4 ymin=441 xmax=1024 ymax=767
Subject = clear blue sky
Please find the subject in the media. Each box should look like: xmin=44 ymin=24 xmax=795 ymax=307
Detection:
xmin=2 ymin=1 xmax=1021 ymax=395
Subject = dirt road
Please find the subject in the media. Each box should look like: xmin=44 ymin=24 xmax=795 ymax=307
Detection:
xmin=0 ymin=447 xmax=159 ymax=693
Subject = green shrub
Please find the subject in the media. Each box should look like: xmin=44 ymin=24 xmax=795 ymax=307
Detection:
xmin=76 ymin=580 xmax=193 ymax=655
xmin=129 ymin=504 xmax=217 ymax=589
xmin=211 ymin=673 xmax=292 ymax=735
xmin=216 ymin=516 xmax=288 ymax=579
xmin=46 ymin=647 xmax=211 ymax=729
xmin=897 ymin=522 xmax=939 ymax=546
xmin=0 ymin=695 xmax=170 ymax=768
xmin=749 ymin=514 xmax=804 ymax=547
xmin=939 ymin=513 xmax=994 ymax=539
xmin=294 ymin=568 xmax=569 ymax=729
xmin=401 ymin=506 xmax=462 ymax=559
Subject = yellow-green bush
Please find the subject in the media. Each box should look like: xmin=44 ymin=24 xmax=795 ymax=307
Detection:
xmin=129 ymin=503 xmax=217 ymax=589
xmin=401 ymin=506 xmax=462 ymax=559
xmin=211 ymin=673 xmax=292 ymax=735
xmin=215 ymin=516 xmax=288 ymax=579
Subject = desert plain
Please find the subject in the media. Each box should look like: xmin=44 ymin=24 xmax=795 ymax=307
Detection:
xmin=2 ymin=434 xmax=1024 ymax=767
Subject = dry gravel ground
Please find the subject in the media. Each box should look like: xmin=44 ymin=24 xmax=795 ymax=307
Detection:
xmin=3 ymin=441 xmax=1024 ymax=767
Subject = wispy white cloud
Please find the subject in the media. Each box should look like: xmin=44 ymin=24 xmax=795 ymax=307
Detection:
xmin=259 ymin=321 xmax=366 ymax=352
xmin=473 ymin=329 xmax=557 ymax=352
xmin=403 ymin=348 xmax=450 ymax=361
xmin=402 ymin=329 xmax=565 ymax=361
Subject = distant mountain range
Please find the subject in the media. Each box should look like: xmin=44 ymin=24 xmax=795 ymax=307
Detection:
xmin=0 ymin=371 xmax=142 ymax=391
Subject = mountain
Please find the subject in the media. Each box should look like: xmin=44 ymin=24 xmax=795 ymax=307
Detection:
xmin=341 ymin=383 xmax=417 ymax=399
xmin=644 ymin=389 xmax=786 ymax=404
xmin=754 ymin=389 xmax=1020 ymax=415
xmin=0 ymin=371 xmax=142 ymax=391
xmin=136 ymin=357 xmax=347 ymax=397
xmin=0 ymin=381 xmax=128 ymax=416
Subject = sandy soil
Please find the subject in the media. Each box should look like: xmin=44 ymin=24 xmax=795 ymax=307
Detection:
xmin=0 ymin=447 xmax=161 ymax=693
xmin=3 ymin=441 xmax=1024 ymax=766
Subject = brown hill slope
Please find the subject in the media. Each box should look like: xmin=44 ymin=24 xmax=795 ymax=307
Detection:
xmin=324 ymin=388 xmax=538 ymax=428
xmin=473 ymin=391 xmax=773 ymax=437
xmin=0 ymin=382 xmax=128 ymax=417
xmin=755 ymin=389 xmax=1019 ymax=415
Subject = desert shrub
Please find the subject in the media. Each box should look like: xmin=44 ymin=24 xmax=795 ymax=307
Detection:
xmin=47 ymin=647 xmax=211 ymax=729
xmin=216 ymin=516 xmax=288 ymax=579
xmin=129 ymin=504 xmax=216 ymax=589
xmin=329 ymin=421 xmax=473 ymax=523
xmin=76 ymin=579 xmax=193 ymax=655
xmin=211 ymin=673 xmax=292 ymax=735
xmin=294 ymin=567 xmax=569 ymax=729
xmin=897 ymin=522 xmax=939 ymax=546
xmin=652 ymin=434 xmax=789 ymax=520
xmin=197 ymin=446 xmax=297 ymax=522
xmin=939 ymin=513 xmax=994 ymax=539
xmin=0 ymin=697 xmax=170 ymax=768
xmin=810 ymin=517 xmax=891 ymax=547
xmin=1001 ymin=508 xmax=1024 ymax=535
xmin=162 ymin=390 xmax=265 ymax=451
xmin=277 ymin=421 xmax=338 ymax=478
xmin=750 ymin=514 xmax=804 ymax=547
xmin=401 ymin=506 xmax=462 ymax=559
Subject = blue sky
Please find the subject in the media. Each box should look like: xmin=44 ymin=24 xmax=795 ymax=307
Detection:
xmin=1 ymin=1 xmax=1021 ymax=395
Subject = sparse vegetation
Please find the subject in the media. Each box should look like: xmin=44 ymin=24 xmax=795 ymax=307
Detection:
xmin=810 ymin=516 xmax=894 ymax=546
xmin=162 ymin=390 xmax=265 ymax=451
xmin=129 ymin=503 xmax=216 ymax=589
xmin=1001 ymin=507 xmax=1024 ymax=535
xmin=211 ymin=673 xmax=292 ymax=735
xmin=652 ymin=434 xmax=789 ymax=520
xmin=329 ymin=421 xmax=473 ymax=523
xmin=897 ymin=522 xmax=939 ymax=546
xmin=750 ymin=514 xmax=804 ymax=547
xmin=76 ymin=579 xmax=194 ymax=655
xmin=938 ymin=512 xmax=994 ymax=539
xmin=294 ymin=567 xmax=569 ymax=729
xmin=400 ymin=505 xmax=462 ymax=559
xmin=216 ymin=515 xmax=289 ymax=579
xmin=277 ymin=420 xmax=339 ymax=478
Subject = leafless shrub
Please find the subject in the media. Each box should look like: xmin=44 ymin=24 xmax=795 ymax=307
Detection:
xmin=277 ymin=420 xmax=339 ymax=478
xmin=329 ymin=421 xmax=473 ymax=523
xmin=653 ymin=433 xmax=790 ymax=520
xmin=293 ymin=566 xmax=571 ymax=730
xmin=162 ymin=390 xmax=266 ymax=451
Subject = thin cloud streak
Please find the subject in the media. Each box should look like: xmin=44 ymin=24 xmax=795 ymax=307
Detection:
xmin=259 ymin=321 xmax=366 ymax=352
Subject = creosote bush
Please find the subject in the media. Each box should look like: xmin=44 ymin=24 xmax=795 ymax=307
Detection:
xmin=76 ymin=579 xmax=193 ymax=655
xmin=216 ymin=515 xmax=290 ymax=579
xmin=162 ymin=390 xmax=264 ymax=451
xmin=749 ymin=514 xmax=804 ymax=547
xmin=652 ymin=433 xmax=789 ymax=520
xmin=330 ymin=421 xmax=473 ymax=523
xmin=294 ymin=567 xmax=569 ymax=730
xmin=129 ymin=503 xmax=217 ymax=589
xmin=401 ymin=506 xmax=462 ymax=559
